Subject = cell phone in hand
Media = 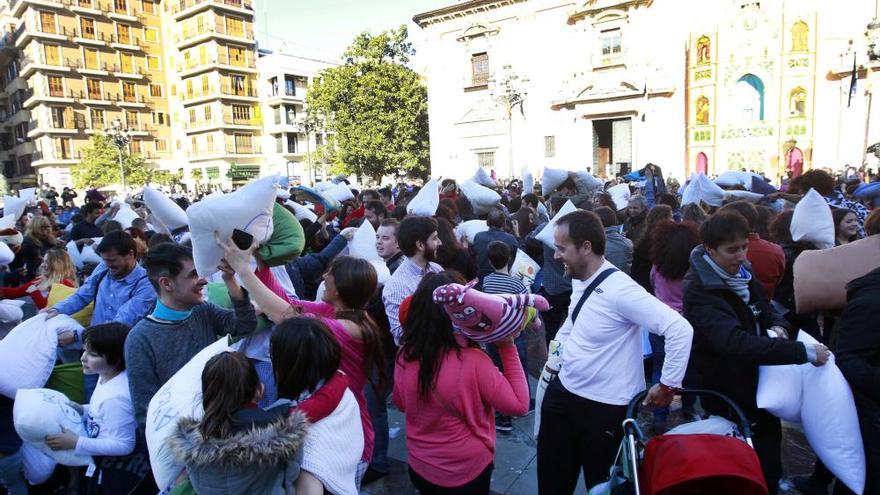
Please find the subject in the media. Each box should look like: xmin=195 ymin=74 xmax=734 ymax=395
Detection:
xmin=231 ymin=228 xmax=254 ymax=250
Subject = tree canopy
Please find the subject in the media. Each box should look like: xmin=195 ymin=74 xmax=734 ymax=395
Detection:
xmin=307 ymin=25 xmax=429 ymax=180
xmin=71 ymin=134 xmax=181 ymax=190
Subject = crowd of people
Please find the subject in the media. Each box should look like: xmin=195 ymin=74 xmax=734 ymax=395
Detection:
xmin=0 ymin=164 xmax=877 ymax=495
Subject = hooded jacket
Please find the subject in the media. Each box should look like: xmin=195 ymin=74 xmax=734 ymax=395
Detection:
xmin=683 ymin=245 xmax=806 ymax=417
xmin=167 ymin=408 xmax=308 ymax=495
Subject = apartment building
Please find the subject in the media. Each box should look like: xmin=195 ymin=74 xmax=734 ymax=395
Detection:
xmin=257 ymin=50 xmax=336 ymax=186
xmin=0 ymin=0 xmax=260 ymax=191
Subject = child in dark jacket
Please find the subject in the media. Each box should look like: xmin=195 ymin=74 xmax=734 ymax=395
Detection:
xmin=167 ymin=351 xmax=309 ymax=495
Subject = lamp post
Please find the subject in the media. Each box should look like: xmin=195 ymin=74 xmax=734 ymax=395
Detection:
xmin=296 ymin=119 xmax=316 ymax=184
xmin=489 ymin=64 xmax=529 ymax=179
xmin=104 ymin=118 xmax=133 ymax=193
xmin=286 ymin=160 xmax=295 ymax=183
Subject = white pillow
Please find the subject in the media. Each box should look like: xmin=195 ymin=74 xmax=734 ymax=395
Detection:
xmin=18 ymin=188 xmax=37 ymax=205
xmin=460 ymin=180 xmax=501 ymax=215
xmin=575 ymin=171 xmax=604 ymax=192
xmin=681 ymin=173 xmax=724 ymax=207
xmin=455 ymin=220 xmax=488 ymax=245
xmin=0 ymin=241 xmax=13 ymax=267
xmin=144 ymin=186 xmax=188 ymax=231
xmin=0 ymin=314 xmax=56 ymax=398
xmin=186 ymin=175 xmax=278 ymax=277
xmin=147 ymin=336 xmax=232 ymax=491
xmin=534 ymin=340 xmax=562 ymax=437
xmin=522 ymin=170 xmax=534 ymax=195
xmin=2 ymin=195 xmax=28 ymax=224
xmin=276 ymin=188 xmax=291 ymax=201
xmin=314 ymin=181 xmax=334 ymax=193
xmin=326 ymin=183 xmax=354 ymax=203
xmin=799 ymin=332 xmax=866 ymax=494
xmin=541 ymin=166 xmax=569 ymax=196
xmin=285 ymin=200 xmax=318 ymax=222
xmin=0 ymin=299 xmax=24 ymax=324
xmin=512 ymin=249 xmax=539 ymax=287
xmin=20 ymin=443 xmax=56 ymax=484
xmin=81 ymin=238 xmax=103 ymax=266
xmin=65 ymin=241 xmax=83 ymax=269
xmin=756 ymin=332 xmax=803 ymax=423
xmin=723 ymin=190 xmax=764 ymax=203
xmin=471 ymin=168 xmax=496 ymax=188
xmin=607 ymin=184 xmax=631 ymax=211
xmin=791 ymin=188 xmax=834 ymax=250
xmin=714 ymin=171 xmax=754 ymax=189
xmin=113 ymin=203 xmax=141 ymax=229
xmin=348 ymin=221 xmax=381 ymax=262
xmin=370 ymin=259 xmax=391 ymax=286
xmin=14 ymin=388 xmax=92 ymax=467
xmin=535 ymin=200 xmax=577 ymax=249
xmin=407 ymin=179 xmax=439 ymax=217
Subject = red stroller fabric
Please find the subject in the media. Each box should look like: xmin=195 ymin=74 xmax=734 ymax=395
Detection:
xmin=639 ymin=434 xmax=768 ymax=495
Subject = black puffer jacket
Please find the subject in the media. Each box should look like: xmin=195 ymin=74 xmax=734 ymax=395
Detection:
xmin=683 ymin=246 xmax=807 ymax=418
xmin=836 ymin=267 xmax=880 ymax=494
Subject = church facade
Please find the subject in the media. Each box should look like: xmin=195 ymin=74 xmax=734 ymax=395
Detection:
xmin=413 ymin=0 xmax=878 ymax=182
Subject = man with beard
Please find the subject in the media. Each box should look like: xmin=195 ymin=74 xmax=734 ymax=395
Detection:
xmin=537 ymin=210 xmax=693 ymax=494
xmin=124 ymin=242 xmax=257 ymax=429
xmin=382 ymin=216 xmax=442 ymax=346
xmin=623 ymin=194 xmax=648 ymax=244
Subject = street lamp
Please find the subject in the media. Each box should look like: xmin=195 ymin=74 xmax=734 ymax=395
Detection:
xmin=104 ymin=118 xmax=133 ymax=193
xmin=296 ymin=119 xmax=317 ymax=184
xmin=489 ymin=64 xmax=529 ymax=179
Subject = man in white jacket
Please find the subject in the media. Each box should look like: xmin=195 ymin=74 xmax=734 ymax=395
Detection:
xmin=536 ymin=209 xmax=693 ymax=494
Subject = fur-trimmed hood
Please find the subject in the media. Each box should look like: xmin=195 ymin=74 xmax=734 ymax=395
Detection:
xmin=167 ymin=411 xmax=309 ymax=468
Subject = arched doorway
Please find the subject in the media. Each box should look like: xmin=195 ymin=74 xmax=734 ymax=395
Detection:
xmin=735 ymin=74 xmax=765 ymax=121
xmin=696 ymin=152 xmax=708 ymax=175
xmin=786 ymin=147 xmax=804 ymax=178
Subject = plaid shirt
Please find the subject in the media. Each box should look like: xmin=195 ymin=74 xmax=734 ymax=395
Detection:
xmin=382 ymin=257 xmax=442 ymax=345
xmin=825 ymin=191 xmax=869 ymax=238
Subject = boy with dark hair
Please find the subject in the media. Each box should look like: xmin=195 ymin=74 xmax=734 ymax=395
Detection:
xmin=718 ymin=201 xmax=785 ymax=298
xmin=125 ymin=242 xmax=257 ymax=429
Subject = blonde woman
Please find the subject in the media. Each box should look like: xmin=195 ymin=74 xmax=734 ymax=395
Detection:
xmin=1 ymin=248 xmax=77 ymax=309
xmin=10 ymin=216 xmax=60 ymax=282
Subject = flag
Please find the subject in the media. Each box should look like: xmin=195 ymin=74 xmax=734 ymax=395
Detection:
xmin=848 ymin=53 xmax=858 ymax=107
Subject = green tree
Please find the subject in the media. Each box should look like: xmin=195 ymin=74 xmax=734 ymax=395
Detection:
xmin=306 ymin=25 xmax=429 ymax=180
xmin=72 ymin=134 xmax=179 ymax=189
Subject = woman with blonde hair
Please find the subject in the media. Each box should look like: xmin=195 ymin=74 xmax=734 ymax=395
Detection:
xmin=9 ymin=216 xmax=60 ymax=282
xmin=1 ymin=248 xmax=77 ymax=308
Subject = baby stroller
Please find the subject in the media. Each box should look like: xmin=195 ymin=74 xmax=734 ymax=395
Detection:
xmin=589 ymin=389 xmax=768 ymax=495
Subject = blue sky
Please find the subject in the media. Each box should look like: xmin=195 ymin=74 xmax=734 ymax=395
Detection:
xmin=253 ymin=0 xmax=450 ymax=62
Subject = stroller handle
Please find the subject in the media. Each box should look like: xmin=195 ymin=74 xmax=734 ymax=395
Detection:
xmin=626 ymin=388 xmax=754 ymax=440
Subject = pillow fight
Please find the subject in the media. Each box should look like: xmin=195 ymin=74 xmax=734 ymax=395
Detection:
xmin=0 ymin=163 xmax=878 ymax=495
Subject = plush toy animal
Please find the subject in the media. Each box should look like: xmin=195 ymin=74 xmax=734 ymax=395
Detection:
xmin=432 ymin=279 xmax=549 ymax=344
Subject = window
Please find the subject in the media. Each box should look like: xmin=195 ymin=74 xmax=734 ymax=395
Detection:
xmin=232 ymin=104 xmax=250 ymax=123
xmin=230 ymin=75 xmax=246 ymax=95
xmin=204 ymin=105 xmax=211 ymax=121
xmin=284 ymin=76 xmax=295 ymax=96
xmin=117 ymin=24 xmax=131 ymax=44
xmin=234 ymin=133 xmax=253 ymax=152
xmin=120 ymin=52 xmax=133 ymax=73
xmin=697 ymin=35 xmax=711 ymax=64
xmin=78 ymin=0 xmax=92 ymax=7
xmin=600 ymin=29 xmax=622 ymax=64
xmin=789 ymin=87 xmax=807 ymax=116
xmin=51 ymin=107 xmax=66 ymax=128
xmin=43 ymin=45 xmax=60 ymax=66
xmin=476 ymin=151 xmax=494 ymax=169
xmin=149 ymin=83 xmax=162 ymax=97
xmin=57 ymin=137 xmax=72 ymax=159
xmin=286 ymin=133 xmax=297 ymax=153
xmin=275 ymin=135 xmax=283 ymax=153
xmin=39 ymin=11 xmax=56 ymax=34
xmin=471 ymin=53 xmax=489 ymax=86
xmin=151 ymin=111 xmax=165 ymax=125
xmin=188 ymin=108 xmax=196 ymax=123
xmin=198 ymin=45 xmax=206 ymax=64
xmin=273 ymin=106 xmax=280 ymax=124
xmin=122 ymin=81 xmax=136 ymax=102
xmin=86 ymin=78 xmax=101 ymax=99
xmin=205 ymin=134 xmax=213 ymax=150
xmin=130 ymin=139 xmax=141 ymax=154
xmin=126 ymin=110 xmax=138 ymax=126
xmin=90 ymin=108 xmax=104 ymax=127
xmin=17 ymin=156 xmax=33 ymax=176
xmin=154 ymin=138 xmax=167 ymax=152
xmin=225 ymin=16 xmax=243 ymax=37
xmin=47 ymin=76 xmax=63 ymax=97
xmin=201 ymin=75 xmax=209 ymax=93
xmin=185 ymin=79 xmax=193 ymax=97
xmin=285 ymin=105 xmax=296 ymax=124
xmin=696 ymin=96 xmax=710 ymax=124
xmin=228 ymin=46 xmax=245 ymax=66
xmin=80 ymin=17 xmax=96 ymax=39
xmin=144 ymin=27 xmax=158 ymax=43
xmin=141 ymin=0 xmax=155 ymax=14
xmin=269 ymin=77 xmax=278 ymax=96
xmin=544 ymin=136 xmax=555 ymax=158
xmin=114 ymin=0 xmax=127 ymax=13
xmin=146 ymin=55 xmax=160 ymax=70
xmin=84 ymin=48 xmax=99 ymax=69
xmin=792 ymin=21 xmax=808 ymax=52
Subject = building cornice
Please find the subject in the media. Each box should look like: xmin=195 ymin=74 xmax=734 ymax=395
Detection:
xmin=567 ymin=0 xmax=652 ymax=24
xmin=413 ymin=0 xmax=527 ymax=28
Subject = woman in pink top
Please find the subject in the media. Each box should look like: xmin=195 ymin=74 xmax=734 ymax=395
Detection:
xmin=251 ymin=256 xmax=386 ymax=479
xmin=394 ymin=271 xmax=529 ymax=494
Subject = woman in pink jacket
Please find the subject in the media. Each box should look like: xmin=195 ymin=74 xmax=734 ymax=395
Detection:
xmin=393 ymin=271 xmax=529 ymax=494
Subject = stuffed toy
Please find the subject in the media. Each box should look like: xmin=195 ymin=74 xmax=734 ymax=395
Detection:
xmin=432 ymin=279 xmax=549 ymax=344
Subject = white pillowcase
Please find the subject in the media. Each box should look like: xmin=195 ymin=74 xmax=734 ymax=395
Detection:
xmin=14 ymin=388 xmax=92 ymax=467
xmin=112 ymin=203 xmax=141 ymax=229
xmin=607 ymin=184 xmax=631 ymax=211
xmin=790 ymin=188 xmax=834 ymax=249
xmin=285 ymin=200 xmax=318 ymax=222
xmin=459 ymin=180 xmax=501 ymax=215
xmin=522 ymin=170 xmax=534 ymax=195
xmin=541 ymin=166 xmax=569 ymax=196
xmin=535 ymin=200 xmax=577 ymax=249
xmin=186 ymin=175 xmax=278 ymax=277
xmin=756 ymin=333 xmax=803 ymax=423
xmin=471 ymin=168 xmax=496 ymax=188
xmin=348 ymin=221 xmax=381 ymax=262
xmin=407 ymin=179 xmax=439 ymax=217
xmin=0 ymin=314 xmax=57 ymax=399
xmin=455 ymin=220 xmax=488 ymax=245
xmin=0 ymin=241 xmax=13 ymax=267
xmin=144 ymin=186 xmax=188 ymax=231
xmin=681 ymin=173 xmax=724 ymax=207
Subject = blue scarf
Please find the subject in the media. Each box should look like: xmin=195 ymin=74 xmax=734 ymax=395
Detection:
xmin=151 ymin=300 xmax=193 ymax=322
xmin=703 ymin=254 xmax=752 ymax=303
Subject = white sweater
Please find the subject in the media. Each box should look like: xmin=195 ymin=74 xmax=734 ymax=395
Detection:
xmin=556 ymin=259 xmax=693 ymax=406
xmin=74 ymin=371 xmax=137 ymax=458
xmin=301 ymin=389 xmax=364 ymax=495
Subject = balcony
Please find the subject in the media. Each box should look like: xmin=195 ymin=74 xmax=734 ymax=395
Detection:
xmin=15 ymin=23 xmax=73 ymax=49
xmin=266 ymin=88 xmax=304 ymax=106
xmin=118 ymin=92 xmax=150 ymax=108
xmin=219 ymin=83 xmax=257 ymax=99
xmin=65 ymin=0 xmax=110 ymax=16
xmin=171 ymin=0 xmax=254 ymax=21
xmin=27 ymin=117 xmax=86 ymax=138
xmin=31 ymin=149 xmax=81 ymax=167
xmin=175 ymin=21 xmax=254 ymax=49
xmin=73 ymin=29 xmax=109 ymax=46
xmin=81 ymin=91 xmax=117 ymax=105
xmin=19 ymin=54 xmax=74 ymax=78
xmin=177 ymin=52 xmax=257 ymax=77
xmin=23 ymin=87 xmax=77 ymax=108
xmin=185 ymin=142 xmax=261 ymax=159
xmin=76 ymin=60 xmax=112 ymax=76
xmin=109 ymin=33 xmax=141 ymax=51
xmin=183 ymin=114 xmax=260 ymax=133
xmin=11 ymin=0 xmax=64 ymax=18
xmin=111 ymin=63 xmax=145 ymax=79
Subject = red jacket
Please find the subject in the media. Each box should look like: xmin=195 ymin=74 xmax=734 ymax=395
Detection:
xmin=747 ymin=233 xmax=785 ymax=299
xmin=0 ymin=278 xmax=76 ymax=309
